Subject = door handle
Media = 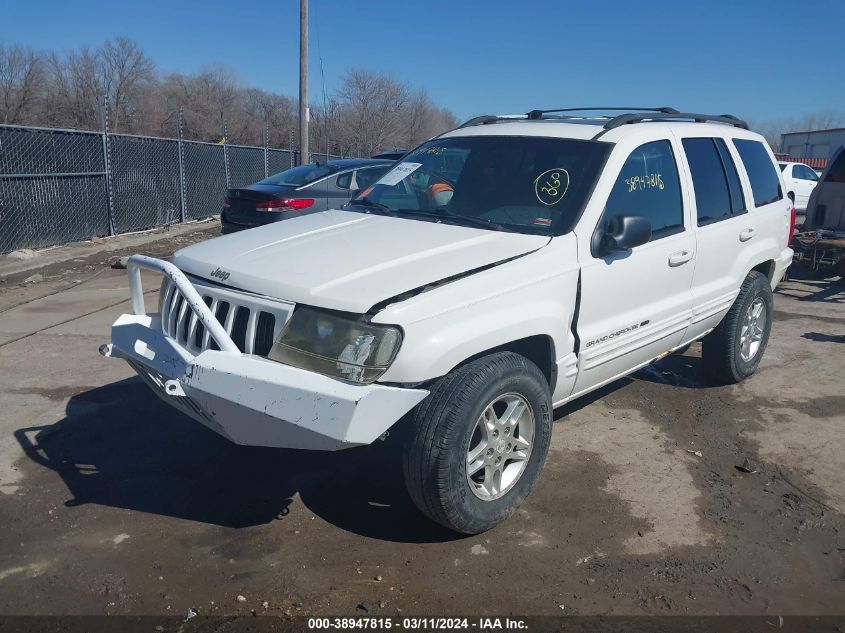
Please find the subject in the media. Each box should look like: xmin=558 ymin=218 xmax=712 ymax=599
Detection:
xmin=739 ymin=227 xmax=756 ymax=242
xmin=668 ymin=249 xmax=693 ymax=267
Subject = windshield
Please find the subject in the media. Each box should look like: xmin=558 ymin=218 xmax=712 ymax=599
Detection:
xmin=258 ymin=163 xmax=339 ymax=187
xmin=346 ymin=135 xmax=610 ymax=234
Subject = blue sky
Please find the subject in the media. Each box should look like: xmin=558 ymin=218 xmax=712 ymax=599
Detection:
xmin=1 ymin=0 xmax=842 ymax=123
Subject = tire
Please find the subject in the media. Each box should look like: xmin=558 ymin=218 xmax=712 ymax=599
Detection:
xmin=402 ymin=352 xmax=552 ymax=534
xmin=702 ymin=271 xmax=773 ymax=385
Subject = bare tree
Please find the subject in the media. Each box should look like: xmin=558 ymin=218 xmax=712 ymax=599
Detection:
xmin=0 ymin=43 xmax=43 ymax=124
xmin=98 ymin=36 xmax=154 ymax=131
xmin=331 ymin=71 xmax=457 ymax=156
xmin=402 ymin=89 xmax=458 ymax=147
xmin=46 ymin=47 xmax=101 ymax=129
xmin=335 ymin=69 xmax=411 ymax=156
xmin=159 ymin=67 xmax=241 ymax=141
xmin=241 ymin=87 xmax=297 ymax=146
xmin=0 ymin=38 xmax=459 ymax=153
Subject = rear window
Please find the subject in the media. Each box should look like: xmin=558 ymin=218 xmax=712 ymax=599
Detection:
xmin=732 ymin=139 xmax=782 ymax=206
xmin=824 ymin=151 xmax=845 ymax=183
xmin=259 ymin=163 xmax=338 ymax=187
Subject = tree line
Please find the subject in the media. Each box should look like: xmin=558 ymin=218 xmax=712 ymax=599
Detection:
xmin=0 ymin=37 xmax=458 ymax=156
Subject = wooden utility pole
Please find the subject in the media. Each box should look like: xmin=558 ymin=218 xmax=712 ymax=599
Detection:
xmin=299 ymin=0 xmax=309 ymax=165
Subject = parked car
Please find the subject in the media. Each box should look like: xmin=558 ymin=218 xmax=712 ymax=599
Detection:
xmin=221 ymin=158 xmax=393 ymax=234
xmin=371 ymin=149 xmax=408 ymax=160
xmin=804 ymin=146 xmax=845 ymax=231
xmin=103 ymin=108 xmax=792 ymax=534
xmin=778 ymin=161 xmax=819 ymax=212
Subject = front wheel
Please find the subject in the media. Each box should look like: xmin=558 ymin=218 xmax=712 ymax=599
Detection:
xmin=402 ymin=352 xmax=552 ymax=534
xmin=702 ymin=270 xmax=773 ymax=384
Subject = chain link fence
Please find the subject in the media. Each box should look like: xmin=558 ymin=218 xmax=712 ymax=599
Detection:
xmin=0 ymin=122 xmax=343 ymax=254
xmin=0 ymin=125 xmax=110 ymax=252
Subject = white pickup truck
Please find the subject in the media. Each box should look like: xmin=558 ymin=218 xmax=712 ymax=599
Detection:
xmin=102 ymin=107 xmax=793 ymax=534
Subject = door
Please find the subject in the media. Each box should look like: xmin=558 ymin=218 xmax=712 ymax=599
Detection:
xmin=326 ymin=170 xmax=354 ymax=210
xmin=574 ymin=139 xmax=695 ymax=395
xmin=680 ymin=136 xmax=757 ymax=340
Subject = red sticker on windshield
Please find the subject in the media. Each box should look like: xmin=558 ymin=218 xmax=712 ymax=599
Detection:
xmin=533 ymin=217 xmax=552 ymax=226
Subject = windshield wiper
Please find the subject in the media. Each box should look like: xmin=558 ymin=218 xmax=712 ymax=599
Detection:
xmin=443 ymin=213 xmax=508 ymax=232
xmin=348 ymin=197 xmax=395 ymax=216
xmin=394 ymin=209 xmax=445 ymax=222
xmin=393 ymin=209 xmax=506 ymax=232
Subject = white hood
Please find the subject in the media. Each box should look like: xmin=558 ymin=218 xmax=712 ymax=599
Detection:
xmin=172 ymin=210 xmax=550 ymax=313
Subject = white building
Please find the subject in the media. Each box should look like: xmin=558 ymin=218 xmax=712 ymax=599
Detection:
xmin=780 ymin=127 xmax=845 ymax=160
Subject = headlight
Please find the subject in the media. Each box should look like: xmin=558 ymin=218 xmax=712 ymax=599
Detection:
xmin=268 ymin=306 xmax=402 ymax=384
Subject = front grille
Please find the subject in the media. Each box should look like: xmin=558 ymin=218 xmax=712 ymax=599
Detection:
xmin=159 ymin=276 xmax=292 ymax=356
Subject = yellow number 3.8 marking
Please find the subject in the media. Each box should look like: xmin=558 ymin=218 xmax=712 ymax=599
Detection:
xmin=534 ymin=168 xmax=570 ymax=206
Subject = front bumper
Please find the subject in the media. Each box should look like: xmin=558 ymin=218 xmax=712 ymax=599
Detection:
xmin=103 ymin=255 xmax=428 ymax=450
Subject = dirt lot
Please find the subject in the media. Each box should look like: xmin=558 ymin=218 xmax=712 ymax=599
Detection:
xmin=0 ymin=227 xmax=843 ymax=618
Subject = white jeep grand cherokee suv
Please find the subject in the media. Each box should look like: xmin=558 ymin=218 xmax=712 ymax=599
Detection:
xmin=102 ymin=107 xmax=793 ymax=534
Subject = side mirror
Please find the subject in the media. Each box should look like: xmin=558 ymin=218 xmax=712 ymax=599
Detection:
xmin=601 ymin=214 xmax=652 ymax=253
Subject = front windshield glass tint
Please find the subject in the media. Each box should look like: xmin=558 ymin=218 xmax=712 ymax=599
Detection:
xmin=259 ymin=163 xmax=338 ymax=187
xmin=348 ymin=136 xmax=610 ymax=234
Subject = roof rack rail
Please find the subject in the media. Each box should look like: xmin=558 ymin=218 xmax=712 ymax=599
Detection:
xmin=450 ymin=108 xmax=749 ymax=137
xmin=526 ymin=106 xmax=679 ymax=120
xmin=456 ymin=114 xmax=527 ymax=129
xmin=602 ymin=111 xmax=749 ymax=131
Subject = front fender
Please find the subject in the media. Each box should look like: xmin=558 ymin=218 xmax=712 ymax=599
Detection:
xmin=374 ymin=237 xmax=580 ymax=402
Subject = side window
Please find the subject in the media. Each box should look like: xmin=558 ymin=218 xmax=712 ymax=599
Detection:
xmin=604 ymin=140 xmax=684 ymax=240
xmin=715 ymin=139 xmax=746 ymax=214
xmin=355 ymin=166 xmax=390 ymax=190
xmin=732 ymin=139 xmax=782 ymax=206
xmin=683 ymin=138 xmax=732 ymax=225
xmin=799 ymin=165 xmax=818 ymax=181
xmin=335 ymin=172 xmax=352 ymax=189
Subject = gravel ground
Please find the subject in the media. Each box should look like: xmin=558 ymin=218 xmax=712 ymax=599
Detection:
xmin=0 ymin=228 xmax=843 ymax=617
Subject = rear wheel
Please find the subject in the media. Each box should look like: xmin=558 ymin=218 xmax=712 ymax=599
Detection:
xmin=402 ymin=352 xmax=552 ymax=534
xmin=702 ymin=271 xmax=773 ymax=384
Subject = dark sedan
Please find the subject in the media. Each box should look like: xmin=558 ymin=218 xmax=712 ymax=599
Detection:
xmin=221 ymin=158 xmax=393 ymax=234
